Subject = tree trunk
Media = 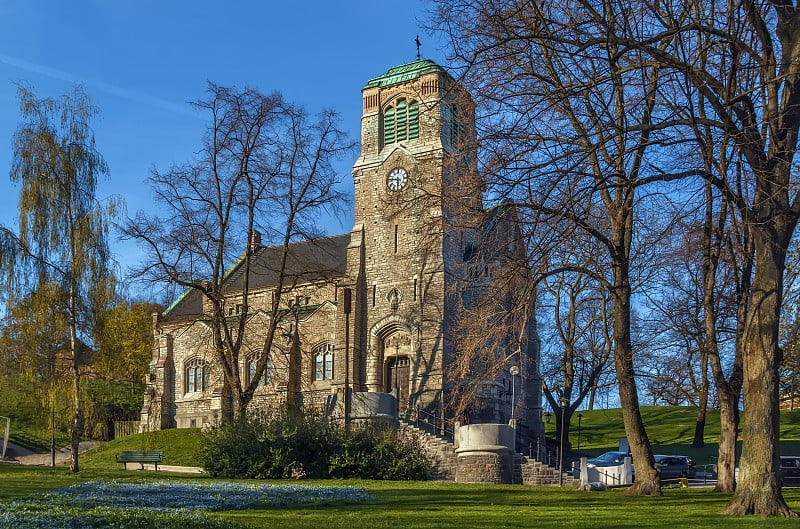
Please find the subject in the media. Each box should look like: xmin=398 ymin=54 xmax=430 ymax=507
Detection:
xmin=714 ymin=390 xmax=739 ymax=492
xmin=554 ymin=406 xmax=573 ymax=455
xmin=69 ymin=291 xmax=82 ymax=473
xmin=724 ymin=236 xmax=796 ymax=516
xmin=612 ymin=264 xmax=660 ymax=496
xmin=692 ymin=348 xmax=709 ymax=448
xmin=70 ymin=357 xmax=82 ymax=473
xmin=692 ymin=401 xmax=707 ymax=448
xmin=231 ymin=381 xmax=248 ymax=422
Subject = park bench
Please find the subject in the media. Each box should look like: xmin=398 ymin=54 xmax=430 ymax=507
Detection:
xmin=116 ymin=450 xmax=164 ymax=471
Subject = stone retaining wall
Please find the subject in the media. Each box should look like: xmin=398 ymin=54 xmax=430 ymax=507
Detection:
xmin=456 ymin=452 xmax=512 ymax=484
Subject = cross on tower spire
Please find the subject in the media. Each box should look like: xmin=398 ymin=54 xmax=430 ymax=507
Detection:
xmin=415 ymin=34 xmax=421 ymax=60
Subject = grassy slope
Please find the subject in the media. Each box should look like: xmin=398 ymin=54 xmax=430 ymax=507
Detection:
xmin=553 ymin=406 xmax=800 ymax=464
xmin=78 ymin=428 xmax=204 ymax=469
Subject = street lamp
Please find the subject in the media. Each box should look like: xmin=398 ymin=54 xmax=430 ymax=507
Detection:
xmin=509 ymin=365 xmax=520 ymax=453
xmin=542 ymin=409 xmax=552 ymax=464
xmin=577 ymin=413 xmax=583 ymax=452
xmin=509 ymin=365 xmax=519 ymax=419
xmin=558 ymin=395 xmax=569 ymax=486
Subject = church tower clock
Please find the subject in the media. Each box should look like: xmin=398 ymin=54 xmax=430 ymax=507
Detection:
xmin=348 ymin=59 xmax=480 ymax=416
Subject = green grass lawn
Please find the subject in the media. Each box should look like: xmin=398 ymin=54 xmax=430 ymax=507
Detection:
xmin=2 ymin=464 xmax=800 ymax=528
xmin=5 ymin=409 xmax=800 ymax=527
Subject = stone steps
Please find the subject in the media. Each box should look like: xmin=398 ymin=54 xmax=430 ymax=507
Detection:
xmin=515 ymin=454 xmax=580 ymax=487
xmin=399 ymin=423 xmax=457 ymax=481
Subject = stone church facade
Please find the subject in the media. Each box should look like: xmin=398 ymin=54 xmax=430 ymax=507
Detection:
xmin=141 ymin=59 xmax=543 ymax=449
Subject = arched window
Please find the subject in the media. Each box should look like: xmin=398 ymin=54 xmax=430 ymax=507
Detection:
xmin=383 ymin=106 xmax=395 ymax=144
xmin=247 ymin=354 xmax=273 ymax=386
xmin=383 ymin=98 xmax=419 ymax=147
xmin=449 ymin=104 xmax=466 ymax=149
xmin=313 ymin=343 xmax=334 ymax=381
xmin=185 ymin=357 xmax=210 ymax=393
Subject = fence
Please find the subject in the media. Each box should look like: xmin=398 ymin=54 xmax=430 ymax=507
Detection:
xmin=114 ymin=421 xmax=140 ymax=439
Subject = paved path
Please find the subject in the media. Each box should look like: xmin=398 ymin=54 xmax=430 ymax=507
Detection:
xmin=123 ymin=463 xmax=205 ymax=473
xmin=3 ymin=441 xmax=204 ymax=473
xmin=4 ymin=441 xmax=102 ymax=466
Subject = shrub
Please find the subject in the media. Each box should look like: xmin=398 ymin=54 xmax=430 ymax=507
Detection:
xmin=201 ymin=408 xmax=337 ymax=479
xmin=201 ymin=408 xmax=430 ymax=480
xmin=328 ymin=423 xmax=430 ymax=480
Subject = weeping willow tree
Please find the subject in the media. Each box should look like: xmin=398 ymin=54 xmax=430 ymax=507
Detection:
xmin=1 ymin=85 xmax=117 ymax=472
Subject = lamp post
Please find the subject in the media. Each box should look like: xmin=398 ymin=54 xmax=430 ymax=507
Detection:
xmin=543 ymin=410 xmax=552 ymax=464
xmin=558 ymin=395 xmax=569 ymax=486
xmin=509 ymin=365 xmax=520 ymax=453
xmin=577 ymin=413 xmax=583 ymax=452
xmin=509 ymin=365 xmax=519 ymax=419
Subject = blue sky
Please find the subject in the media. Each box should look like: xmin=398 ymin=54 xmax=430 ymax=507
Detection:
xmin=0 ymin=1 xmax=447 ymax=296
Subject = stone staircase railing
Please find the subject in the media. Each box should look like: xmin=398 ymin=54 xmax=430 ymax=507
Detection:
xmin=399 ymin=420 xmax=578 ymax=486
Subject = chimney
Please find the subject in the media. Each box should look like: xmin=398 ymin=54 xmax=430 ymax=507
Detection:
xmin=249 ymin=229 xmax=262 ymax=252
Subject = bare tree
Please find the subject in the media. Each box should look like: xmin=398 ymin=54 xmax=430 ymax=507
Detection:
xmin=781 ymin=244 xmax=800 ymax=410
xmin=600 ymin=1 xmax=800 ymax=515
xmin=124 ymin=84 xmax=352 ymax=421
xmin=447 ymin=204 xmax=538 ymax=424
xmin=539 ymin=237 xmax=614 ymax=451
xmin=432 ymin=0 xmax=698 ymax=495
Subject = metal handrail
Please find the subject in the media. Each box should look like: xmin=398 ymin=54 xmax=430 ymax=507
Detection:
xmin=412 ymin=405 xmax=455 ymax=440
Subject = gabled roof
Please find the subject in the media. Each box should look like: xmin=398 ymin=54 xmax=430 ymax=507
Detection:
xmin=226 ymin=234 xmax=350 ymax=291
xmin=163 ymin=233 xmax=350 ymax=319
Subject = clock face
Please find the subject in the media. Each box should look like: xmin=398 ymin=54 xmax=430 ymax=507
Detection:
xmin=387 ymin=167 xmax=408 ymax=191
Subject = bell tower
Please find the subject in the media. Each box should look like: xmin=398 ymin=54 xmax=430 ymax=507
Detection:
xmin=348 ymin=59 xmax=480 ymax=416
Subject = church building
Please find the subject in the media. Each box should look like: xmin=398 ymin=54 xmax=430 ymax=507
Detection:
xmin=141 ymin=59 xmax=543 ymax=449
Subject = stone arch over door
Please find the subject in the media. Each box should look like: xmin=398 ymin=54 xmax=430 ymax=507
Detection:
xmin=365 ymin=316 xmax=419 ymax=397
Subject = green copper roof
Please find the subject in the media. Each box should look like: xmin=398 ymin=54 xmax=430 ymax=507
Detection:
xmin=365 ymin=59 xmax=447 ymax=88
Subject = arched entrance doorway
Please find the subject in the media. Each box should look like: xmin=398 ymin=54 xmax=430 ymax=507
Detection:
xmin=383 ymin=332 xmax=412 ymax=413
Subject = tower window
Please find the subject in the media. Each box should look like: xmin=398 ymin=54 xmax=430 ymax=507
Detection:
xmin=384 ymin=106 xmax=395 ymax=144
xmin=396 ymin=99 xmax=407 ymax=141
xmin=383 ymin=98 xmax=419 ymax=147
xmin=450 ymin=104 xmax=466 ymax=149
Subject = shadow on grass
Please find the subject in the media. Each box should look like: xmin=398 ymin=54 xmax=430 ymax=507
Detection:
xmin=4 ymin=466 xmax=800 ymax=529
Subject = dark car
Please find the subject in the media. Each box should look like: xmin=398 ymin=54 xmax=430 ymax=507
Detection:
xmin=654 ymin=455 xmax=696 ymax=479
xmin=587 ymin=451 xmax=630 ymax=467
xmin=780 ymin=456 xmax=800 ymax=486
